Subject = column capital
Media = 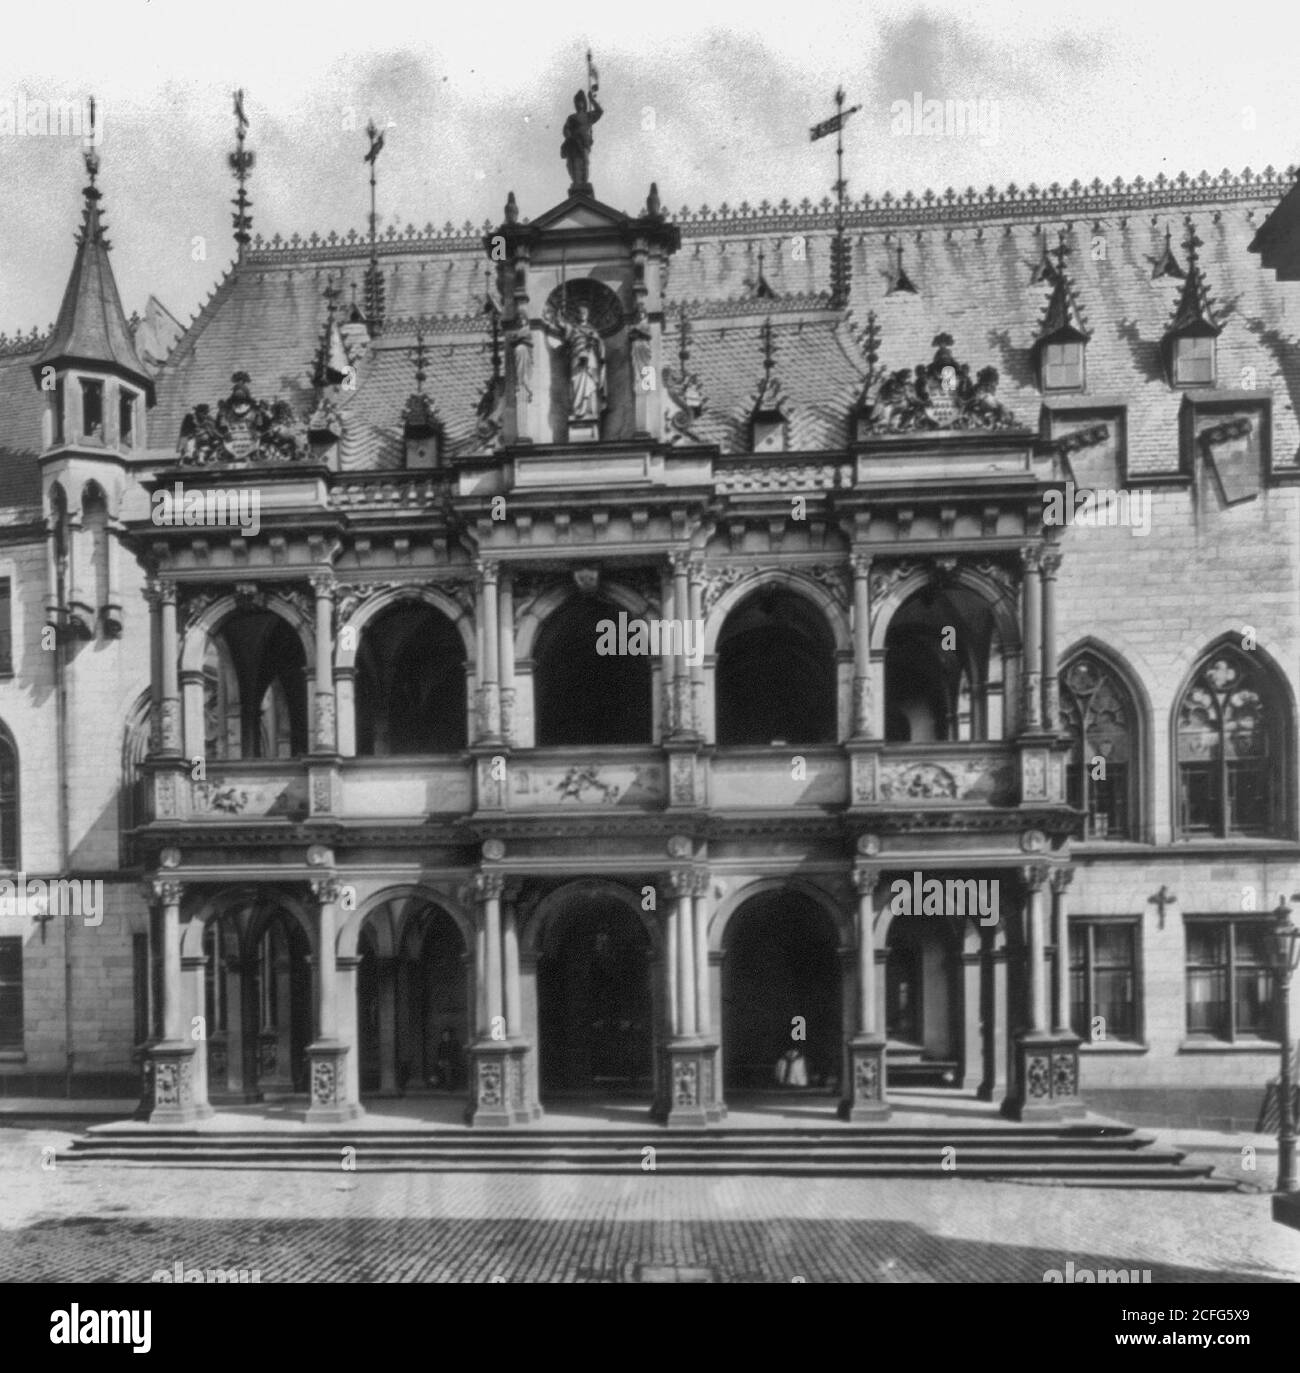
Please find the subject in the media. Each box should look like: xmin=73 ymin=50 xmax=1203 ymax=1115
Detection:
xmin=150 ymin=879 xmax=184 ymax=907
xmin=669 ymin=550 xmax=692 ymax=577
xmin=154 ymin=577 xmax=179 ymax=607
xmin=853 ymin=866 xmax=882 ymax=897
xmin=310 ymin=877 xmax=343 ymax=907
xmin=1019 ymin=544 xmax=1042 ymax=574
xmin=688 ymin=869 xmax=711 ymax=899
xmin=1050 ymin=864 xmax=1075 ymax=895
xmin=473 ymin=871 xmax=506 ymax=902
xmin=475 ymin=559 xmax=500 ymax=586
xmin=142 ymin=580 xmax=163 ymax=611
xmin=850 ymin=552 xmax=874 ymax=579
xmin=309 ymin=573 xmax=335 ymax=598
xmin=1039 ymin=549 xmax=1063 ymax=579
xmin=1019 ymin=863 xmax=1052 ymax=894
xmin=665 ymin=868 xmax=695 ymax=899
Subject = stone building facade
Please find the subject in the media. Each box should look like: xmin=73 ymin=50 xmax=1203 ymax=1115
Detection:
xmin=1 ymin=105 xmax=1298 ymax=1129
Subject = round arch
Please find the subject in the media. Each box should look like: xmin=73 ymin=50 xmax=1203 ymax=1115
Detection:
xmin=711 ymin=876 xmax=850 ymax=954
xmin=179 ymin=592 xmax=315 ymax=675
xmin=516 ymin=579 xmax=656 ymax=663
xmin=180 ymin=886 xmax=314 ymax=959
xmin=335 ymin=585 xmax=476 ymax=672
xmin=702 ymin=569 xmax=851 ymax=658
xmin=523 ymin=877 xmax=660 ymax=960
xmin=869 ymin=566 xmax=1020 ymax=656
xmin=339 ymin=883 xmax=474 ymax=959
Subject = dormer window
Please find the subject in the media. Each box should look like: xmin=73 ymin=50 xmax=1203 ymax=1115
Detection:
xmin=1041 ymin=340 xmax=1085 ymax=392
xmin=1171 ymin=334 xmax=1215 ymax=388
xmin=80 ymin=379 xmax=103 ymax=440
xmin=119 ymin=387 xmax=138 ymax=447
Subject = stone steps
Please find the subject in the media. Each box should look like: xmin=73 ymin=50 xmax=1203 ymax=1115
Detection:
xmin=61 ymin=1124 xmax=1234 ymax=1187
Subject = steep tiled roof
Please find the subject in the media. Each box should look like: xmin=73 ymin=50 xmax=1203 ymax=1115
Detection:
xmin=0 ymin=347 xmax=45 ymax=512
xmin=36 ymin=165 xmax=151 ymax=397
xmin=1 ymin=164 xmax=1299 ymax=496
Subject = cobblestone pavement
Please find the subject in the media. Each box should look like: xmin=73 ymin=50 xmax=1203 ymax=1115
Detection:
xmin=1 ymin=1125 xmax=1297 ymax=1283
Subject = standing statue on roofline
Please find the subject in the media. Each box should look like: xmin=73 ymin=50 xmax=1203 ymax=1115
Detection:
xmin=561 ymin=50 xmax=602 ymax=195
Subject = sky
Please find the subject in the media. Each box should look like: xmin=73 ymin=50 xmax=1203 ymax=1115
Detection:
xmin=0 ymin=0 xmax=1298 ymax=333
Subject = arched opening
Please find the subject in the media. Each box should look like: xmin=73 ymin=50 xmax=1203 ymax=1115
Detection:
xmin=715 ymin=587 xmax=836 ymax=745
xmin=248 ymin=909 xmax=311 ymax=1095
xmin=355 ymin=601 xmax=467 ymax=755
xmin=201 ymin=612 xmax=308 ymax=759
xmin=884 ymin=583 xmax=999 ymax=742
xmin=721 ymin=889 xmax=841 ymax=1092
xmin=884 ymin=898 xmax=965 ymax=1085
xmin=533 ymin=596 xmax=652 ymax=746
xmin=1176 ymin=645 xmax=1290 ymax=838
xmin=356 ymin=901 xmax=468 ymax=1096
xmin=537 ymin=896 xmax=653 ymax=1096
xmin=1060 ymin=650 xmax=1140 ymax=840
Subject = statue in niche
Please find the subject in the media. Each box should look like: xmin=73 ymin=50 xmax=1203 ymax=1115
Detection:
xmin=561 ymin=88 xmax=602 ymax=194
xmin=556 ymin=303 xmax=607 ymax=423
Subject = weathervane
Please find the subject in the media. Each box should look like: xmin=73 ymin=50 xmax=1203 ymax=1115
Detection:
xmin=363 ymin=119 xmax=387 ymax=334
xmin=810 ymin=87 xmax=861 ymax=308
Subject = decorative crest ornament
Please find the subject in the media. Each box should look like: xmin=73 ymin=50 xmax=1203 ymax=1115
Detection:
xmin=663 ymin=304 xmax=706 ymax=440
xmin=857 ymin=334 xmax=1019 ymax=434
xmin=176 ymin=371 xmax=305 ymax=465
xmin=1150 ymin=222 xmax=1186 ymax=279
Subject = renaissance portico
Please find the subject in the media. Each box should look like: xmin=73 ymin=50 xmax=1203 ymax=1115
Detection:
xmin=5 ymin=68 xmax=1298 ymax=1141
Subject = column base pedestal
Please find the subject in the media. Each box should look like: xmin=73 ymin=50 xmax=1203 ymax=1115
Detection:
xmin=466 ymin=1041 xmax=538 ymax=1126
xmin=1001 ymin=1033 xmax=1083 ymax=1122
xmin=653 ymin=1041 xmax=721 ymax=1127
xmin=144 ymin=1042 xmax=213 ymax=1125
xmin=838 ymin=1035 xmax=891 ymax=1121
xmin=305 ymin=1041 xmax=364 ymax=1123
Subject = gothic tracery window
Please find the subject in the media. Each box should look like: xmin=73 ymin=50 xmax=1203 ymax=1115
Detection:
xmin=1176 ymin=650 xmax=1282 ymax=838
xmin=1059 ymin=653 xmax=1136 ymax=840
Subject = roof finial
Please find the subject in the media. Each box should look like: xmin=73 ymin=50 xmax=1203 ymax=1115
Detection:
xmin=753 ymin=245 xmax=775 ymax=299
xmin=677 ymin=304 xmax=692 ymax=372
xmin=76 ymin=95 xmax=107 ymax=249
xmin=887 ymin=238 xmax=918 ymax=295
xmin=363 ymin=119 xmax=387 ymax=335
xmin=229 ymin=89 xmax=254 ymax=258
xmin=412 ymin=326 xmax=428 ymax=394
xmin=761 ymin=315 xmax=777 ymax=381
xmin=1151 ymin=221 xmax=1186 ymax=279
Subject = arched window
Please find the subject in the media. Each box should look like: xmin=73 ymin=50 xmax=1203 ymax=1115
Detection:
xmin=0 ymin=726 xmax=16 ymax=869
xmin=1176 ymin=649 xmax=1286 ymax=838
xmin=355 ymin=601 xmax=467 ymax=755
xmin=715 ymin=588 xmax=836 ymax=746
xmin=1059 ymin=653 xmax=1138 ymax=840
xmin=534 ymin=596 xmax=652 ymax=746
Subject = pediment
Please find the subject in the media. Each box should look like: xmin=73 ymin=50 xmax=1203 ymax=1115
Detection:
xmin=528 ymin=193 xmax=630 ymax=233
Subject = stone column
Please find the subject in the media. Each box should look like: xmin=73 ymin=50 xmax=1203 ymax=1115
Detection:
xmin=503 ymin=890 xmax=522 ymax=1038
xmin=688 ymin=557 xmax=706 ymax=745
xmin=220 ymin=953 xmax=247 ymax=1098
xmin=978 ymin=929 xmax=1009 ymax=1103
xmin=336 ymin=954 xmax=363 ymax=1108
xmin=306 ymin=877 xmax=361 ymax=1122
xmin=673 ymin=870 xmax=696 ymax=1037
xmin=145 ymin=880 xmax=211 ymax=1123
xmin=475 ymin=561 xmax=502 ymax=743
xmin=851 ymin=554 xmax=873 ymax=737
xmin=669 ymin=553 xmax=694 ymax=738
xmin=498 ymin=570 xmax=516 ymax=746
xmin=1019 ymin=547 xmax=1042 ymax=733
xmin=180 ymin=669 xmax=205 ymax=761
xmin=841 ymin=866 xmax=889 ymax=1120
xmin=159 ymin=580 xmax=181 ymax=755
xmin=657 ymin=870 xmax=714 ymax=1126
xmin=181 ymin=952 xmax=210 ymax=1109
xmin=467 ymin=872 xmax=531 ymax=1125
xmin=145 ymin=581 xmax=163 ymax=752
xmin=691 ymin=872 xmax=711 ymax=1036
xmin=1040 ymin=550 xmax=1061 ymax=729
xmin=1025 ymin=866 xmax=1049 ymax=1035
xmin=1004 ymin=863 xmax=1061 ymax=1121
xmin=1051 ymin=866 xmax=1075 ymax=1035
xmin=310 ymin=575 xmax=337 ymax=752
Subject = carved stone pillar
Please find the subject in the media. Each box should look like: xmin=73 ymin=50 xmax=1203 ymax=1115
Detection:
xmin=145 ymin=581 xmax=163 ymax=752
xmin=467 ymin=872 xmax=533 ymax=1125
xmin=498 ymin=570 xmax=516 ymax=745
xmin=1051 ymin=866 xmax=1074 ymax=1035
xmin=1005 ymin=864 xmax=1080 ymax=1121
xmin=144 ymin=880 xmax=210 ymax=1124
xmin=840 ymin=866 xmax=889 ymax=1120
xmin=669 ymin=553 xmax=695 ymax=739
xmin=158 ymin=580 xmax=181 ymax=755
xmin=1019 ymin=547 xmax=1042 ymax=733
xmin=978 ymin=929 xmax=1009 ymax=1103
xmin=310 ymin=574 xmax=337 ymax=752
xmin=655 ymin=870 xmax=716 ymax=1126
xmin=306 ymin=877 xmax=362 ymax=1122
xmin=475 ymin=561 xmax=502 ymax=743
xmin=850 ymin=554 xmax=873 ymax=738
xmin=688 ymin=556 xmax=706 ymax=745
xmin=1040 ymin=550 xmax=1061 ymax=730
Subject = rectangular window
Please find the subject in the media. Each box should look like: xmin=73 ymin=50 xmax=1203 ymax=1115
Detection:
xmin=1185 ymin=918 xmax=1276 ymax=1041
xmin=1174 ymin=335 xmax=1215 ymax=387
xmin=119 ymin=388 xmax=136 ymax=447
xmin=80 ymin=379 xmax=104 ymax=439
xmin=53 ymin=379 xmax=65 ymax=445
xmin=1070 ymin=919 xmax=1140 ymax=1042
xmin=132 ymin=933 xmax=149 ymax=1047
xmin=1042 ymin=341 xmax=1084 ymax=391
xmin=0 ymin=578 xmax=10 ymax=676
xmin=0 ymin=936 xmax=22 ymax=1049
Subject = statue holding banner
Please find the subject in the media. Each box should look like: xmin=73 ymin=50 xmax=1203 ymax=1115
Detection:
xmin=561 ymin=52 xmax=602 ymax=194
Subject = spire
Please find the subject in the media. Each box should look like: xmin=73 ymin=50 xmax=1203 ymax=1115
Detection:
xmin=1151 ymin=222 xmax=1185 ymax=280
xmin=1027 ymin=226 xmax=1057 ymax=285
xmin=403 ymin=326 xmax=440 ymax=434
xmin=887 ymin=239 xmax=918 ymax=295
xmin=1168 ymin=223 xmax=1221 ymax=336
xmin=751 ymin=246 xmax=776 ymax=299
xmin=34 ymin=98 xmax=153 ymax=400
xmin=311 ymin=279 xmax=351 ymax=388
xmin=1037 ymin=231 xmax=1090 ymax=342
xmin=229 ymin=89 xmax=254 ymax=256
